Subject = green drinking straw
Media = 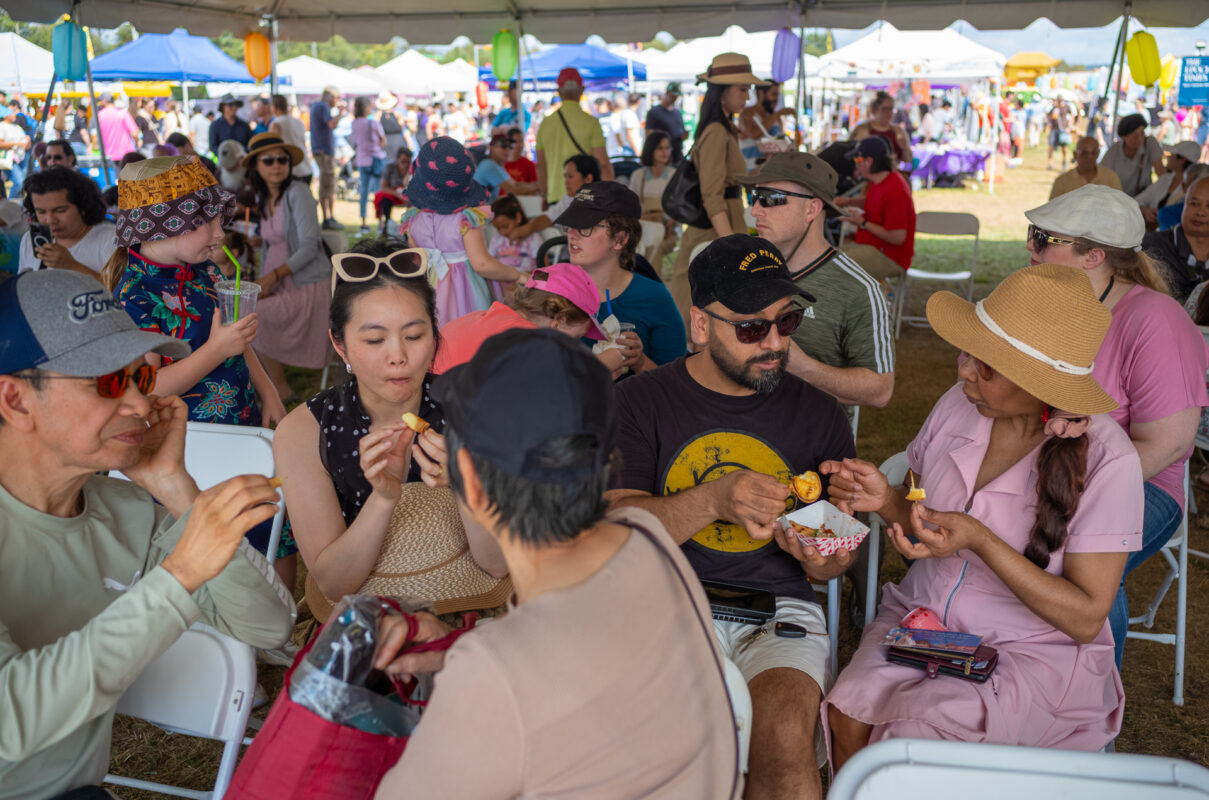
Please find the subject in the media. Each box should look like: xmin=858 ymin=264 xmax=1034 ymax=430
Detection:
xmin=221 ymin=245 xmax=243 ymax=321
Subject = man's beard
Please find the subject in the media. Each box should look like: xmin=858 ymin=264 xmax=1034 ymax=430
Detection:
xmin=709 ymin=338 xmax=789 ymax=394
xmin=761 ymin=98 xmax=776 ymax=114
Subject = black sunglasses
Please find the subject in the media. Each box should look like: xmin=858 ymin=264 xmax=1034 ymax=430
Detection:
xmin=750 ymin=186 xmax=818 ymax=208
xmin=1027 ymin=223 xmax=1077 ymax=253
xmin=259 ymin=155 xmax=291 ymax=166
xmin=702 ymin=307 xmax=805 ymax=344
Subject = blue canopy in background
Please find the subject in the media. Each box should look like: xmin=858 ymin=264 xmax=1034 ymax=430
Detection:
xmin=479 ymin=43 xmax=645 ymax=90
xmin=90 ymin=28 xmax=257 ymax=82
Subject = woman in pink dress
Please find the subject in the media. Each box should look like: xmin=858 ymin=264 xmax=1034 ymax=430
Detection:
xmin=821 ymin=263 xmax=1144 ymax=769
xmin=399 ymin=136 xmax=525 ymax=324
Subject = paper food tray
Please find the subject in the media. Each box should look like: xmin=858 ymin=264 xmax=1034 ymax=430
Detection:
xmin=778 ymin=499 xmax=870 ymax=556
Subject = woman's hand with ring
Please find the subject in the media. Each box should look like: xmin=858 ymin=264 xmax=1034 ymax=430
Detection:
xmin=412 ymin=429 xmax=449 ymax=488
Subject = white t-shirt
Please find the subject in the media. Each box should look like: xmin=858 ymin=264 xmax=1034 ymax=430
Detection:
xmin=189 ymin=113 xmax=211 ymax=155
xmin=1100 ymin=135 xmax=1165 ymax=197
xmin=19 ymin=221 xmax=118 ymax=274
xmin=272 ymin=114 xmax=312 ymax=178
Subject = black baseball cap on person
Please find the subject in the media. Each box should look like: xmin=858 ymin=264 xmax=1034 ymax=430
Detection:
xmin=689 ymin=234 xmax=815 ymax=314
xmin=553 ymin=182 xmax=642 ymax=229
xmin=845 ymin=136 xmax=891 ymax=160
xmin=432 ymin=329 xmax=617 ymax=485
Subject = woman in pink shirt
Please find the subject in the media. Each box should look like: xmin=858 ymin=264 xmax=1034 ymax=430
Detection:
xmin=822 ymin=264 xmax=1143 ymax=767
xmin=350 ymin=96 xmax=387 ymax=235
xmin=1024 ymin=184 xmax=1209 ymax=669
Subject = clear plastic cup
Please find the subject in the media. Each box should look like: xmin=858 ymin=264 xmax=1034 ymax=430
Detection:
xmin=215 ymin=280 xmax=261 ymax=324
xmin=617 ymin=322 xmax=636 ymax=335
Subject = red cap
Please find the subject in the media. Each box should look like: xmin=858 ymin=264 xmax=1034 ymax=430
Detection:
xmin=557 ymin=68 xmax=583 ymax=89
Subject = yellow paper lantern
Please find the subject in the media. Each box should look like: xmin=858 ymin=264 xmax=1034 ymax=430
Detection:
xmin=244 ymin=32 xmax=272 ymax=81
xmin=1159 ymin=54 xmax=1179 ymax=90
xmin=1125 ymin=31 xmax=1161 ymax=87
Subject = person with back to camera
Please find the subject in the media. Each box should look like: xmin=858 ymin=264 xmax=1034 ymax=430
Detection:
xmin=824 ymin=263 xmax=1145 ymax=767
xmin=668 ymin=53 xmax=760 ymax=328
xmin=1022 ymin=183 xmax=1209 ymax=670
xmin=373 ymin=328 xmax=741 ymax=799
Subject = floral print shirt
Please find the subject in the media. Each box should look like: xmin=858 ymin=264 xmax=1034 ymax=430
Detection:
xmin=114 ymin=246 xmax=261 ymax=426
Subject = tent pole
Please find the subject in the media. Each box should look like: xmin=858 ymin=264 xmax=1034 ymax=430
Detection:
xmin=1110 ymin=4 xmax=1131 ymax=139
xmin=36 ymin=73 xmax=59 ymax=143
xmin=797 ymin=14 xmax=806 ymax=149
xmin=85 ymin=59 xmax=111 ymax=186
xmin=1092 ymin=11 xmax=1127 ymax=137
xmin=515 ymin=17 xmax=525 ymax=138
xmin=269 ymin=17 xmax=280 ymax=96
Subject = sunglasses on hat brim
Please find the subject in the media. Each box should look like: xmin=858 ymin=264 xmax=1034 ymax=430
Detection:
xmin=331 ymin=248 xmax=429 ymax=294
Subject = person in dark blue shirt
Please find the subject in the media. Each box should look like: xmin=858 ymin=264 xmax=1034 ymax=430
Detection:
xmin=556 ymin=181 xmax=686 ymax=372
xmin=644 ymin=83 xmax=687 ymax=164
xmin=208 ymin=94 xmax=252 ymax=155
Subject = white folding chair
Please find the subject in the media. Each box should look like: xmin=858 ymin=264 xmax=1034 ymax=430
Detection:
xmin=517 ymin=194 xmax=544 ymax=221
xmin=638 ymin=219 xmax=665 ymax=263
xmin=866 ymin=452 xmax=910 ymax=627
xmin=828 ymin=738 xmax=1209 ymax=800
xmin=104 ymin=624 xmax=257 ymax=800
xmin=721 ymin=656 xmax=753 ymax=774
xmin=894 ymin=211 xmax=979 ymax=338
xmin=1126 ymin=463 xmax=1191 ymax=706
xmin=810 ymin=576 xmax=843 ymax=678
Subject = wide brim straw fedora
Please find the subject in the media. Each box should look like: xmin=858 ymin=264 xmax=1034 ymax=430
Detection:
xmin=926 ymin=263 xmax=1118 ymax=416
xmin=697 ymin=52 xmax=770 ymax=86
xmin=305 ymin=483 xmax=512 ymax=624
xmin=242 ymin=132 xmax=305 ymax=169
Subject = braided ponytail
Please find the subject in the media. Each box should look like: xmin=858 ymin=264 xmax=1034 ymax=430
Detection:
xmin=1025 ymin=433 xmax=1089 ymax=568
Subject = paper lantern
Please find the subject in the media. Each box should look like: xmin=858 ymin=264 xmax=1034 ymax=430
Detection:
xmin=475 ymin=81 xmax=489 ymax=110
xmin=1160 ymin=54 xmax=1179 ymax=90
xmin=244 ymin=32 xmax=272 ymax=81
xmin=771 ymin=28 xmax=800 ymax=84
xmin=492 ymin=29 xmax=518 ymax=82
xmin=1125 ymin=31 xmax=1160 ymax=87
xmin=52 ymin=19 xmax=88 ymax=82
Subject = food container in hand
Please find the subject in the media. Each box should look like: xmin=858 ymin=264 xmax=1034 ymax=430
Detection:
xmin=778 ymin=499 xmax=870 ymax=557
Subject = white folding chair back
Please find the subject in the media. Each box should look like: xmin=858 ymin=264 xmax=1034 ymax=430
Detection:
xmin=638 ymin=219 xmax=665 ymax=263
xmin=866 ymin=452 xmax=910 ymax=626
xmin=894 ymin=211 xmax=979 ymax=338
xmin=828 ymin=738 xmax=1209 ymax=800
xmin=517 ymin=194 xmax=544 ymax=221
xmin=1126 ymin=463 xmax=1190 ymax=706
xmin=721 ymin=656 xmax=753 ymax=774
xmin=809 ymin=576 xmax=843 ymax=678
xmin=104 ymin=624 xmax=257 ymax=800
xmin=112 ymin=422 xmax=284 ymax=564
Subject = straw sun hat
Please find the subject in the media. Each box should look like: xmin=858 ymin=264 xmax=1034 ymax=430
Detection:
xmin=926 ymin=263 xmax=1117 ymax=415
xmin=697 ymin=52 xmax=769 ymax=86
xmin=241 ymin=131 xmax=305 ymax=170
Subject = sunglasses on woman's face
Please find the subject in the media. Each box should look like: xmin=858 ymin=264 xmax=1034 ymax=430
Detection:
xmin=330 ymin=248 xmax=429 ymax=294
xmin=1027 ymin=223 xmax=1077 ymax=253
xmin=260 ymin=155 xmax=291 ymax=166
xmin=702 ymin=306 xmax=805 ymax=344
xmin=17 ymin=363 xmax=158 ymax=399
xmin=750 ymin=186 xmax=818 ymax=208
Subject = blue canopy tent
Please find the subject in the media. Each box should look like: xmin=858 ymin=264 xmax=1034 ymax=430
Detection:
xmin=480 ymin=43 xmax=646 ymax=90
xmin=89 ymin=28 xmax=257 ymax=83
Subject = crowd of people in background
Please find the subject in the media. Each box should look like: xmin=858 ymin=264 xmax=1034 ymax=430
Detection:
xmin=6 ymin=41 xmax=1209 ymax=800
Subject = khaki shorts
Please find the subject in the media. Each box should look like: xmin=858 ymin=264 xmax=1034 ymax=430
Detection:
xmin=842 ymin=242 xmax=908 ymax=282
xmin=315 ymin=152 xmax=336 ymax=202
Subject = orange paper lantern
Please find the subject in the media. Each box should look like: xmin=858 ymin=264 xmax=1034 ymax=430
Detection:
xmin=244 ymin=32 xmax=272 ymax=81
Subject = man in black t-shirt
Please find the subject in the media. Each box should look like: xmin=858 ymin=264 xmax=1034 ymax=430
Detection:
xmin=608 ymin=234 xmax=855 ymax=800
xmin=644 ymin=82 xmax=687 ymax=164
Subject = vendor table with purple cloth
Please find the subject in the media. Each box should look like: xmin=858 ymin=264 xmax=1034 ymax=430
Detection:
xmin=910 ymin=145 xmax=991 ymax=188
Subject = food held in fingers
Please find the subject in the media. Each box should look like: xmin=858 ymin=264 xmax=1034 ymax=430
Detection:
xmin=790 ymin=470 xmax=822 ymax=503
xmin=401 ymin=412 xmax=430 ymax=434
xmin=905 ymin=469 xmax=926 ymax=502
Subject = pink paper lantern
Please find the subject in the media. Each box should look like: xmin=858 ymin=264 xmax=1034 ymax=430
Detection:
xmin=771 ymin=28 xmax=801 ymax=84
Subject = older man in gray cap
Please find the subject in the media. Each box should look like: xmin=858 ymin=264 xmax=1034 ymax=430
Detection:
xmin=0 ymin=270 xmax=294 ymax=800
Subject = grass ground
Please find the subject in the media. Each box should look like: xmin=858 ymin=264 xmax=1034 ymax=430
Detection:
xmin=105 ymin=145 xmax=1209 ymax=796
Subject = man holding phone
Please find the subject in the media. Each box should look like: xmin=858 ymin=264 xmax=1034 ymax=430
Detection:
xmin=18 ymin=168 xmax=117 ymax=275
xmin=607 ymin=235 xmax=857 ymax=800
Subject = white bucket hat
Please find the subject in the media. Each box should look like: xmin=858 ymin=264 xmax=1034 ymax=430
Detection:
xmin=1025 ymin=184 xmax=1145 ymax=251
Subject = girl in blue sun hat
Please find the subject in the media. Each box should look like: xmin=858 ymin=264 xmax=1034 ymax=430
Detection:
xmin=399 ymin=136 xmax=525 ymax=323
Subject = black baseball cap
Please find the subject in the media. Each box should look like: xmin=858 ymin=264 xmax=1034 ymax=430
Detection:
xmin=553 ymin=181 xmax=641 ymax=229
xmin=845 ymin=136 xmax=891 ymax=160
xmin=689 ymin=234 xmax=815 ymax=314
xmin=432 ymin=329 xmax=617 ymax=485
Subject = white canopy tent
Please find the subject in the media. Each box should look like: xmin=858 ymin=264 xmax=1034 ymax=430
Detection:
xmin=818 ymin=23 xmax=1006 ymax=83
xmin=374 ymin=50 xmax=477 ymax=96
xmin=208 ymin=55 xmax=385 ymax=97
xmin=0 ymin=32 xmax=54 ymax=94
xmin=9 ymin=0 xmax=1207 ymax=46
xmin=646 ymin=26 xmax=821 ymax=83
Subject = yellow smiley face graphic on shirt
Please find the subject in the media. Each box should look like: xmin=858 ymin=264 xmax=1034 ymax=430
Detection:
xmin=661 ymin=429 xmax=795 ymax=553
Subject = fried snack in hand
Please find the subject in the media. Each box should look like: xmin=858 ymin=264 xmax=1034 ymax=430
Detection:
xmin=790 ymin=471 xmax=822 ymax=503
xmin=401 ymin=412 xmax=431 ymax=434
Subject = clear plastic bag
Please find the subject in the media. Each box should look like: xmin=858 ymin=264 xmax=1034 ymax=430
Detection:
xmin=289 ymin=594 xmax=432 ymax=736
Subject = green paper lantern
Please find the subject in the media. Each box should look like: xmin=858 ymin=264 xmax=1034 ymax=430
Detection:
xmin=52 ymin=20 xmax=88 ymax=82
xmin=492 ymin=29 xmax=518 ymax=82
